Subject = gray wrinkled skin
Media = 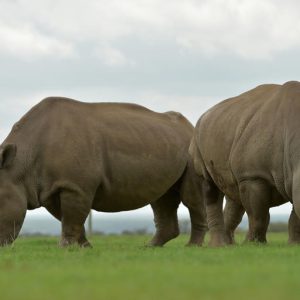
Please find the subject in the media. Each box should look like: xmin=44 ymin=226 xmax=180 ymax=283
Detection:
xmin=190 ymin=81 xmax=300 ymax=246
xmin=0 ymin=97 xmax=207 ymax=247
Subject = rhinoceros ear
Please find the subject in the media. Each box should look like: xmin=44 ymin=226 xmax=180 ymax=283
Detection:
xmin=0 ymin=144 xmax=17 ymax=169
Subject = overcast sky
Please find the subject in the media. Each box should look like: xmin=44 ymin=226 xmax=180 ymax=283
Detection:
xmin=1 ymin=0 xmax=299 ymax=216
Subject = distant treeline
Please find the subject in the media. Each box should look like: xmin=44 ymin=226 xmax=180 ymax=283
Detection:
xmin=178 ymin=220 xmax=288 ymax=234
xmin=20 ymin=220 xmax=289 ymax=237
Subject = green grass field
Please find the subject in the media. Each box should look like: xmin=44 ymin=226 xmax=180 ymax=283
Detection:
xmin=0 ymin=233 xmax=299 ymax=300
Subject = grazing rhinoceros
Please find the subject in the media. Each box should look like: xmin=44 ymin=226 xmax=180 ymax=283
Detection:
xmin=190 ymin=81 xmax=300 ymax=246
xmin=0 ymin=97 xmax=207 ymax=247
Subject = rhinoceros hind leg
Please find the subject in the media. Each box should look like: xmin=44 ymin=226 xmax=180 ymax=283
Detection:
xmin=224 ymin=197 xmax=245 ymax=245
xmin=288 ymin=208 xmax=300 ymax=244
xmin=199 ymin=178 xmax=225 ymax=247
xmin=148 ymin=189 xmax=180 ymax=247
xmin=239 ymin=180 xmax=270 ymax=243
xmin=180 ymin=163 xmax=208 ymax=247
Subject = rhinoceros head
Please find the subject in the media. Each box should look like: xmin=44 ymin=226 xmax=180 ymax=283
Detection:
xmin=0 ymin=144 xmax=26 ymax=246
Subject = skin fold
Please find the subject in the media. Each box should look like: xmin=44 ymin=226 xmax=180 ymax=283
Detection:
xmin=0 ymin=98 xmax=207 ymax=247
xmin=190 ymin=81 xmax=300 ymax=246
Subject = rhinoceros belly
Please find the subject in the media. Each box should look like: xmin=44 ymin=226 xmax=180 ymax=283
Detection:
xmin=91 ymin=152 xmax=185 ymax=212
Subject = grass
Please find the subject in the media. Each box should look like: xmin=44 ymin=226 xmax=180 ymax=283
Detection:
xmin=0 ymin=233 xmax=299 ymax=300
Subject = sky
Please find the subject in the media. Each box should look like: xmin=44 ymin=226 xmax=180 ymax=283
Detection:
xmin=1 ymin=0 xmax=300 ymax=216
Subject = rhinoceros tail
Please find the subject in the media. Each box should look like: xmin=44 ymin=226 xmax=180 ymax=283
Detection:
xmin=189 ymin=133 xmax=216 ymax=186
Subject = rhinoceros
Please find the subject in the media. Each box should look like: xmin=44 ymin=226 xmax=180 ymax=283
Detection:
xmin=190 ymin=81 xmax=300 ymax=246
xmin=0 ymin=97 xmax=206 ymax=247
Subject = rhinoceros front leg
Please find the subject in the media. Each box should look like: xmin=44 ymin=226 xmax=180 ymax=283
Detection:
xmin=224 ymin=197 xmax=245 ymax=245
xmin=45 ymin=198 xmax=92 ymax=248
xmin=180 ymin=163 xmax=207 ymax=246
xmin=148 ymin=189 xmax=180 ymax=247
xmin=288 ymin=208 xmax=300 ymax=244
xmin=239 ymin=180 xmax=270 ymax=243
xmin=53 ymin=190 xmax=92 ymax=247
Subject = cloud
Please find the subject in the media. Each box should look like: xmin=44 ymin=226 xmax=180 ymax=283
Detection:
xmin=93 ymin=44 xmax=134 ymax=67
xmin=1 ymin=0 xmax=300 ymax=61
xmin=0 ymin=23 xmax=74 ymax=60
xmin=169 ymin=0 xmax=300 ymax=59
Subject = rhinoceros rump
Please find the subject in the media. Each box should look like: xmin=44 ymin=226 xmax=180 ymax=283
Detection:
xmin=0 ymin=97 xmax=206 ymax=247
xmin=190 ymin=81 xmax=300 ymax=247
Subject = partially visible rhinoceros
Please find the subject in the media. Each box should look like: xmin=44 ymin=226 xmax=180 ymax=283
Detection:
xmin=190 ymin=81 xmax=300 ymax=246
xmin=0 ymin=97 xmax=207 ymax=247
